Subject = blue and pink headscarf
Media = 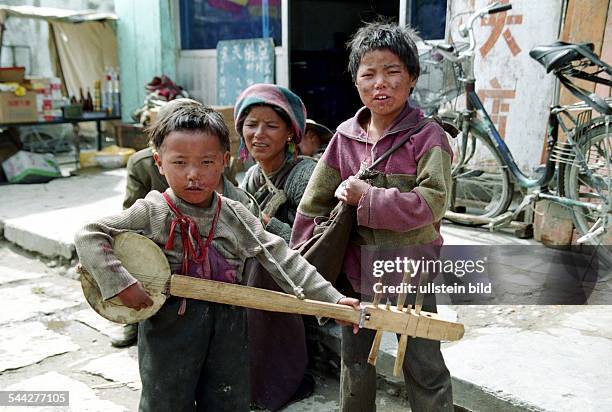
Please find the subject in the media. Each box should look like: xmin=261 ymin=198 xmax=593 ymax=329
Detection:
xmin=234 ymin=84 xmax=307 ymax=160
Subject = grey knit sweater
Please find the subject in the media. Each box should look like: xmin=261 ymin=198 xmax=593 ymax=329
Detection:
xmin=241 ymin=158 xmax=316 ymax=243
xmin=74 ymin=189 xmax=343 ymax=304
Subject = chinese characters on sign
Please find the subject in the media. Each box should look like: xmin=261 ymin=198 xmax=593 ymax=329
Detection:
xmin=216 ymin=38 xmax=275 ymax=106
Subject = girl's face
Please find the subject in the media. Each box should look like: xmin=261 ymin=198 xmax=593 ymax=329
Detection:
xmin=154 ymin=131 xmax=228 ymax=207
xmin=355 ymin=49 xmax=417 ymax=124
xmin=242 ymin=106 xmax=292 ymax=167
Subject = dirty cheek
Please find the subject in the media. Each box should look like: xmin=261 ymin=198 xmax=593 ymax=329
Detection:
xmin=201 ymin=167 xmax=223 ymax=189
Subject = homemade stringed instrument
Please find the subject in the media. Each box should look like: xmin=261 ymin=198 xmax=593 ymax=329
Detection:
xmin=80 ymin=232 xmax=464 ymax=375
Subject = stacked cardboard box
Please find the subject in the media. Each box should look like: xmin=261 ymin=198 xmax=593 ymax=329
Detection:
xmin=0 ymin=67 xmax=37 ymax=124
xmin=211 ymin=105 xmax=239 ymax=156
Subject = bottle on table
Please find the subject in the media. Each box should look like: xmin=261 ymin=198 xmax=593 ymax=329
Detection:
xmin=94 ymin=80 xmax=102 ymax=112
xmin=79 ymin=87 xmax=85 ymax=109
xmin=85 ymin=87 xmax=94 ymax=111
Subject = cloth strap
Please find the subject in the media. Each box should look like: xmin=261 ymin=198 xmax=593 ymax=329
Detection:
xmin=225 ymin=201 xmax=306 ymax=300
xmin=162 ymin=192 xmax=222 ymax=314
xmin=368 ymin=118 xmax=438 ymax=171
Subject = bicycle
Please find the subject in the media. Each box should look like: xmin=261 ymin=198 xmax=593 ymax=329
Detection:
xmin=412 ymin=2 xmax=611 ymax=261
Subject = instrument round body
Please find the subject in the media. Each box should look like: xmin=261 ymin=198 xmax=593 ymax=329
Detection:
xmin=80 ymin=232 xmax=171 ymax=324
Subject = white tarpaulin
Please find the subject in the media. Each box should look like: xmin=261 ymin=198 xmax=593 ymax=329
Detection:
xmin=0 ymin=5 xmax=116 ymax=24
xmin=0 ymin=4 xmax=118 ymax=100
xmin=50 ymin=20 xmax=118 ymax=100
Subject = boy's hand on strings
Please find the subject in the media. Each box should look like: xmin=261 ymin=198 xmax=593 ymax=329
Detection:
xmin=336 ymin=297 xmax=361 ymax=334
xmin=337 ymin=176 xmax=370 ymax=206
xmin=117 ymin=282 xmax=154 ymax=310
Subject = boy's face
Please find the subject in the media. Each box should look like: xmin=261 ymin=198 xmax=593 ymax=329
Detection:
xmin=298 ymin=129 xmax=322 ymax=156
xmin=355 ymin=49 xmax=417 ymax=123
xmin=154 ymin=131 xmax=229 ymax=208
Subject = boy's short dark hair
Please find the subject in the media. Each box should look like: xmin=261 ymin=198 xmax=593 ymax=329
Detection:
xmin=145 ymin=98 xmax=230 ymax=152
xmin=347 ymin=20 xmax=421 ymax=82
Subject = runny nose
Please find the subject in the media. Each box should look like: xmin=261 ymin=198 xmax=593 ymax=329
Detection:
xmin=186 ymin=166 xmax=199 ymax=183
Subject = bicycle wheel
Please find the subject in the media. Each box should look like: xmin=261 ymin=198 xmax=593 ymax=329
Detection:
xmin=560 ymin=121 xmax=611 ymax=257
xmin=448 ymin=127 xmax=514 ymax=219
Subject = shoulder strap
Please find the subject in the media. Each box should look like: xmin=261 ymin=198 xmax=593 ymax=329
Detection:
xmin=368 ymin=118 xmax=437 ymax=171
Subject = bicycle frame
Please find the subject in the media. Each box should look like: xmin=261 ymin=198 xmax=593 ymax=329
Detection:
xmin=458 ymin=81 xmax=608 ymax=213
xmin=461 ymin=84 xmax=556 ymax=189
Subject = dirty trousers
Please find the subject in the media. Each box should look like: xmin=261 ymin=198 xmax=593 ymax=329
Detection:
xmin=339 ymin=302 xmax=453 ymax=412
xmin=138 ymin=298 xmax=249 ymax=412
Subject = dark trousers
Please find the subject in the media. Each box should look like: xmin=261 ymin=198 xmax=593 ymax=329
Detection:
xmin=138 ymin=298 xmax=249 ymax=412
xmin=339 ymin=302 xmax=453 ymax=412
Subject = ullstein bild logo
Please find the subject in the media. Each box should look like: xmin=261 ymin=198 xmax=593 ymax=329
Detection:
xmin=371 ymin=257 xmax=487 ymax=278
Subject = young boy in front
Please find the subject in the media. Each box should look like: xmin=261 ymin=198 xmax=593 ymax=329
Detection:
xmin=291 ymin=22 xmax=454 ymax=411
xmin=74 ymin=101 xmax=359 ymax=412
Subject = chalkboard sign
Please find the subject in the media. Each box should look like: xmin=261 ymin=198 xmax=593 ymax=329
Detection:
xmin=217 ymin=38 xmax=275 ymax=106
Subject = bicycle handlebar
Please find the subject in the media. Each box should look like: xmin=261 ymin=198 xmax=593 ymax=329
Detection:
xmin=459 ymin=2 xmax=513 ymax=57
xmin=488 ymin=3 xmax=512 ymax=14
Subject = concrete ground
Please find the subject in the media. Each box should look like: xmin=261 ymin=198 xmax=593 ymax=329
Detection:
xmin=0 ymin=169 xmax=611 ymax=411
xmin=0 ymin=241 xmax=410 ymax=412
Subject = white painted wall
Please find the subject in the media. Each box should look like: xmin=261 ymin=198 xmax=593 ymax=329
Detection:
xmin=448 ymin=0 xmax=563 ymax=172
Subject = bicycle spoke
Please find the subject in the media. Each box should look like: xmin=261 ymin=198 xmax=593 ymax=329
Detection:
xmin=563 ymin=122 xmax=612 ymax=252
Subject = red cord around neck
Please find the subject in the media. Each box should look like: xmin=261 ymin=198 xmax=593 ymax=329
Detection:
xmin=162 ymin=192 xmax=222 ymax=276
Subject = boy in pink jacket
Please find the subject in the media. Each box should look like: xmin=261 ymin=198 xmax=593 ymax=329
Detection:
xmin=291 ymin=21 xmax=454 ymax=411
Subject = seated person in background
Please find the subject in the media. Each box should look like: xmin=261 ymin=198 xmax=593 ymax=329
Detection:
xmin=298 ymin=119 xmax=334 ymax=159
xmin=109 ymin=98 xmax=258 ymax=348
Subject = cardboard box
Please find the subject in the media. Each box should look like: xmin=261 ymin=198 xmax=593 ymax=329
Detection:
xmin=148 ymin=107 xmax=159 ymax=125
xmin=116 ymin=123 xmax=150 ymax=150
xmin=211 ymin=105 xmax=239 ymax=155
xmin=0 ymin=67 xmax=25 ymax=83
xmin=0 ymin=91 xmax=37 ymax=124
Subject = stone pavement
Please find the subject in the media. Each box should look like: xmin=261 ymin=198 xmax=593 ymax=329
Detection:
xmin=0 ymin=169 xmax=611 ymax=411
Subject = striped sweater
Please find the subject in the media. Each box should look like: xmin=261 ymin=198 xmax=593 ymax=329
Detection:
xmin=75 ymin=189 xmax=343 ymax=304
xmin=291 ymin=103 xmax=452 ymax=292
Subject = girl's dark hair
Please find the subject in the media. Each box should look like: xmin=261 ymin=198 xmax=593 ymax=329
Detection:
xmin=347 ymin=20 xmax=421 ymax=82
xmin=145 ymin=98 xmax=230 ymax=152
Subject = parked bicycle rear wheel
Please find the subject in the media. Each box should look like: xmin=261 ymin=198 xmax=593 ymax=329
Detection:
xmin=448 ymin=127 xmax=514 ymax=219
xmin=560 ymin=121 xmax=611 ymax=262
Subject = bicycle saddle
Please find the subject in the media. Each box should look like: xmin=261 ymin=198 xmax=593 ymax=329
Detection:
xmin=529 ymin=41 xmax=595 ymax=72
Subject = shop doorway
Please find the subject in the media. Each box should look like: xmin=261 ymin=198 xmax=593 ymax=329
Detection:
xmin=289 ymin=0 xmax=399 ymax=131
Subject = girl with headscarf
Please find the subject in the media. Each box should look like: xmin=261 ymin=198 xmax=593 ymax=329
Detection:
xmin=234 ymin=84 xmax=317 ymax=410
xmin=235 ymin=83 xmax=316 ymax=244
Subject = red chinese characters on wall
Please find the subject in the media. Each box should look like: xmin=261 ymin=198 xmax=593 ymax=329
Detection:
xmin=479 ymin=0 xmax=523 ymax=57
xmin=468 ymin=1 xmax=522 ymax=138
xmin=477 ymin=77 xmax=516 ymax=139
